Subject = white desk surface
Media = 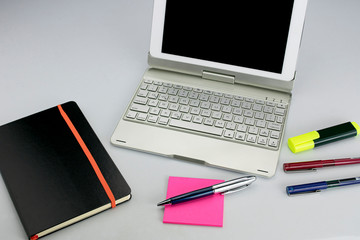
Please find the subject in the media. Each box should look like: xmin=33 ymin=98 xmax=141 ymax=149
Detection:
xmin=1 ymin=1 xmax=360 ymax=239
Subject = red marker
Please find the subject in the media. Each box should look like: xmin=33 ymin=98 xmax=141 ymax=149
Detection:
xmin=283 ymin=157 xmax=360 ymax=172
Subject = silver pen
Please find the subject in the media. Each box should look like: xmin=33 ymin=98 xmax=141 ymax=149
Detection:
xmin=157 ymin=176 xmax=256 ymax=206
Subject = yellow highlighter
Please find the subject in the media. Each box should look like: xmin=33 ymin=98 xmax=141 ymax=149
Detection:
xmin=288 ymin=121 xmax=360 ymax=153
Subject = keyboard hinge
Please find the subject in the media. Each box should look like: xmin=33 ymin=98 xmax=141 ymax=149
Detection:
xmin=202 ymin=71 xmax=235 ymax=84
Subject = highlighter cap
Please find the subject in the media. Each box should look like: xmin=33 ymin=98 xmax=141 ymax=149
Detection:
xmin=352 ymin=121 xmax=360 ymax=135
xmin=288 ymin=131 xmax=319 ymax=153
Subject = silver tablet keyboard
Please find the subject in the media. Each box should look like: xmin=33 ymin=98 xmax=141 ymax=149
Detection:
xmin=124 ymin=79 xmax=288 ymax=150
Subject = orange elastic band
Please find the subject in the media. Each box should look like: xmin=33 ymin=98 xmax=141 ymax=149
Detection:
xmin=30 ymin=235 xmax=39 ymax=240
xmin=58 ymin=105 xmax=116 ymax=208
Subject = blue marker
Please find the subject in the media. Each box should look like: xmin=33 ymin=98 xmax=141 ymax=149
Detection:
xmin=286 ymin=177 xmax=360 ymax=195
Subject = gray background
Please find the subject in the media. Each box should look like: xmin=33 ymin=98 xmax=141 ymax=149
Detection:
xmin=1 ymin=1 xmax=360 ymax=239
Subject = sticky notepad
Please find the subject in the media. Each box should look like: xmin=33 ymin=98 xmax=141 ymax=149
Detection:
xmin=163 ymin=176 xmax=224 ymax=227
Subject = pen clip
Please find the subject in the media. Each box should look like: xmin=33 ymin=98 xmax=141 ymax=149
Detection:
xmin=284 ymin=168 xmax=317 ymax=173
xmin=221 ymin=184 xmax=250 ymax=195
xmin=288 ymin=189 xmax=321 ymax=196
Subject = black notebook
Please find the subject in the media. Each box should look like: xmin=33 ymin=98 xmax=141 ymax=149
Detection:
xmin=0 ymin=101 xmax=131 ymax=240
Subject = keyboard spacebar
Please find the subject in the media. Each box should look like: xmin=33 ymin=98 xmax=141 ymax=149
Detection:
xmin=169 ymin=119 xmax=223 ymax=136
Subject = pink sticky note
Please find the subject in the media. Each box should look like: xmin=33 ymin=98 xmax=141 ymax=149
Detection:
xmin=163 ymin=176 xmax=224 ymax=227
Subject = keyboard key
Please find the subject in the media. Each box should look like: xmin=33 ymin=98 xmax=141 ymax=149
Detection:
xmin=147 ymin=115 xmax=158 ymax=123
xmin=158 ymin=86 xmax=168 ymax=94
xmin=246 ymin=134 xmax=257 ymax=143
xmin=189 ymin=92 xmax=199 ymax=99
xmin=235 ymin=132 xmax=246 ymax=141
xmin=274 ymin=108 xmax=286 ymax=116
xmin=270 ymin=131 xmax=280 ymax=139
xmin=158 ymin=102 xmax=169 ymax=109
xmin=140 ymin=83 xmax=148 ymax=90
xmin=255 ymin=99 xmax=265 ymax=105
xmin=259 ymin=128 xmax=269 ymax=137
xmin=179 ymin=105 xmax=190 ymax=113
xmin=233 ymin=108 xmax=242 ymax=115
xmin=223 ymin=113 xmax=233 ymax=122
xmin=224 ymin=130 xmax=235 ymax=138
xmin=179 ymin=98 xmax=189 ymax=105
xmin=220 ymin=97 xmax=230 ymax=105
xmin=148 ymin=100 xmax=158 ymax=107
xmin=148 ymin=92 xmax=158 ymax=99
xmin=137 ymin=90 xmax=148 ymax=97
xmin=126 ymin=111 xmax=137 ymax=119
xmin=147 ymin=85 xmax=158 ymax=92
xmin=130 ymin=104 xmax=149 ymax=113
xmin=209 ymin=96 xmax=220 ymax=103
xmin=169 ymin=96 xmax=179 ymax=103
xmin=182 ymin=114 xmax=192 ymax=122
xmin=242 ymin=102 xmax=252 ymax=109
xmin=136 ymin=113 xmax=147 ymax=121
xmin=171 ymin=112 xmax=181 ymax=119
xmin=248 ymin=126 xmax=259 ymax=135
xmin=211 ymin=104 xmax=221 ymax=111
xmin=200 ymin=102 xmax=211 ymax=109
xmin=263 ymin=106 xmax=274 ymax=113
xmin=212 ymin=111 xmax=222 ymax=119
xmin=153 ymin=81 xmax=163 ymax=86
xmin=237 ymin=124 xmax=247 ymax=132
xmin=243 ymin=110 xmax=254 ymax=118
xmin=158 ymin=94 xmax=168 ymax=101
xmin=168 ymin=88 xmax=178 ymax=95
xmin=252 ymin=104 xmax=263 ymax=112
xmin=276 ymin=116 xmax=284 ymax=124
xmin=204 ymin=118 xmax=214 ymax=126
xmin=149 ymin=108 xmax=160 ymax=115
xmin=233 ymin=116 xmax=244 ymax=123
xmin=266 ymin=101 xmax=276 ymax=107
xmin=169 ymin=119 xmax=223 ymax=136
xmin=222 ymin=106 xmax=232 ymax=113
xmin=199 ymin=94 xmax=209 ymax=101
xmin=215 ymin=120 xmax=225 ymax=128
xmin=277 ymin=103 xmax=287 ymax=109
xmin=190 ymin=107 xmax=201 ymax=115
xmin=144 ymin=79 xmax=153 ymax=84
xmin=256 ymin=120 xmax=266 ymax=128
xmin=268 ymin=139 xmax=279 ymax=148
xmin=178 ymin=90 xmax=189 ymax=97
xmin=158 ymin=117 xmax=169 ymax=125
xmin=189 ymin=100 xmax=200 ymax=107
xmin=169 ymin=103 xmax=179 ymax=111
xmin=201 ymin=109 xmax=211 ymax=117
xmin=160 ymin=109 xmax=171 ymax=117
xmin=133 ymin=97 xmax=147 ymax=105
xmin=193 ymin=116 xmax=203 ymax=124
xmin=226 ymin=122 xmax=236 ymax=130
xmin=244 ymin=118 xmax=255 ymax=126
xmin=268 ymin=122 xmax=281 ymax=131
xmin=258 ymin=136 xmax=268 ymax=145
xmin=254 ymin=112 xmax=264 ymax=119
xmin=265 ymin=114 xmax=276 ymax=122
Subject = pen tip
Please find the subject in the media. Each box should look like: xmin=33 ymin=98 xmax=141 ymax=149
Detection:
xmin=157 ymin=199 xmax=171 ymax=206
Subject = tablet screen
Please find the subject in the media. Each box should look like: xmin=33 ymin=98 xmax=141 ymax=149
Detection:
xmin=162 ymin=2 xmax=294 ymax=74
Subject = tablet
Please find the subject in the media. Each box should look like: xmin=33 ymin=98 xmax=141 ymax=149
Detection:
xmin=149 ymin=0 xmax=308 ymax=82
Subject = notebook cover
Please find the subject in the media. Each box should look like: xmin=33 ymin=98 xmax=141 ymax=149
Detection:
xmin=163 ymin=176 xmax=224 ymax=227
xmin=0 ymin=101 xmax=131 ymax=239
